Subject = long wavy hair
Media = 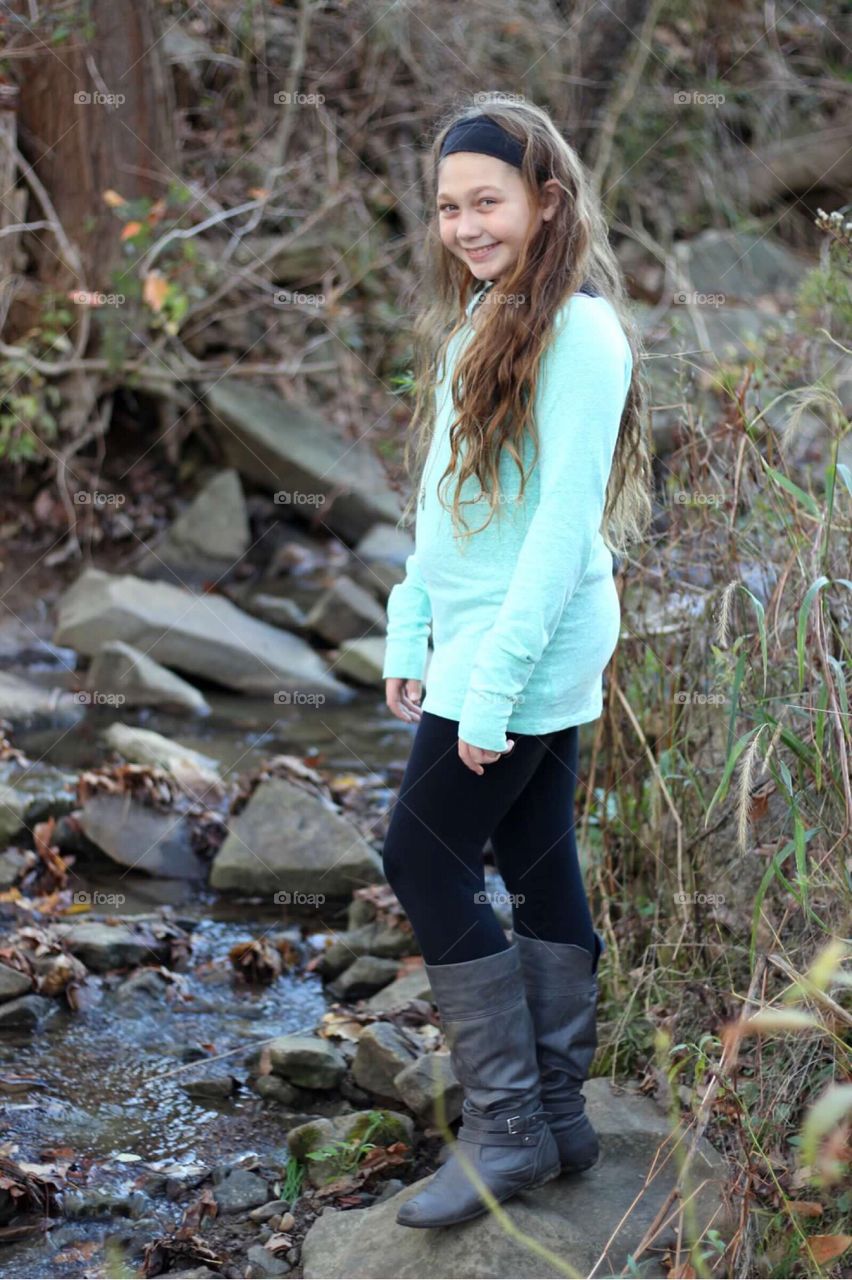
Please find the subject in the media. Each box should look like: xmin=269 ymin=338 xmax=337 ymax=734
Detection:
xmin=395 ymin=94 xmax=653 ymax=559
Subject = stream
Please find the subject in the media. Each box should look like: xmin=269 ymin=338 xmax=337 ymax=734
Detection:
xmin=0 ymin=604 xmax=416 ymax=1278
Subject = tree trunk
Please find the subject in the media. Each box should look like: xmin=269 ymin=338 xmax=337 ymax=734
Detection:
xmin=10 ymin=0 xmax=177 ymax=293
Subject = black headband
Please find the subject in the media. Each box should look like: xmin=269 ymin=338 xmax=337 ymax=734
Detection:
xmin=438 ymin=114 xmax=549 ymax=181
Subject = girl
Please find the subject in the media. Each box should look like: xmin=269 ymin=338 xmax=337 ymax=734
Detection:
xmin=380 ymin=97 xmax=652 ymax=1230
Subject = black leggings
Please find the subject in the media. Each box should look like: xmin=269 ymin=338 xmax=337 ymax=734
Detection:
xmin=381 ymin=710 xmax=596 ymax=965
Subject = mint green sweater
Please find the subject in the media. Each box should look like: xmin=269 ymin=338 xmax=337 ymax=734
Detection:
xmin=382 ymin=289 xmax=633 ymax=752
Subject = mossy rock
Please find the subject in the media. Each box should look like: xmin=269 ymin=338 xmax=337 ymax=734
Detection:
xmin=286 ymin=1118 xmax=336 ymax=1162
xmin=336 ymin=1109 xmax=414 ymax=1151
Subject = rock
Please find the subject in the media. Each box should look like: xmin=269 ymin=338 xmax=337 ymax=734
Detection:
xmin=78 ymin=792 xmax=208 ymax=880
xmin=304 ymin=577 xmax=386 ymax=646
xmin=0 ymin=848 xmax=32 ymax=889
xmin=0 ymin=783 xmax=26 ymax=847
xmin=54 ymin=568 xmax=348 ymax=699
xmin=0 ymin=671 xmax=83 ymax=733
xmin=300 ymin=1079 xmax=733 ymax=1279
xmin=204 ymin=379 xmax=402 ymax=542
xmin=64 ymin=1187 xmax=151 ymax=1218
xmin=372 ymin=1178 xmax=407 ymax=1204
xmin=0 ymin=963 xmax=33 ymax=1003
xmin=347 ymin=896 xmax=377 ymax=929
xmin=87 ymin=640 xmax=210 ymax=714
xmin=351 ymin=1023 xmax=420 ymax=1100
xmin=115 ymin=969 xmax=172 ymax=1002
xmin=249 ymin=1200 xmax=289 ymax=1223
xmin=210 ymin=777 xmax=384 ymax=900
xmin=139 ymin=1162 xmax=209 ymax=1199
xmin=159 ymin=468 xmax=251 ymax=566
xmin=181 ymin=1076 xmax=239 ymax=1100
xmin=252 ymin=1076 xmax=310 ymax=1107
xmin=315 ymin=924 xmax=414 ymax=979
xmin=288 ymin=1110 xmax=414 ymax=1188
xmin=265 ymin=1035 xmax=347 ymax=1090
xmin=673 ymin=229 xmax=811 ymax=303
xmin=0 ymin=994 xmax=55 ymax=1029
xmin=0 ymin=766 xmax=78 ymax=845
xmin=362 ymin=967 xmax=432 ymax=1014
xmin=249 ymin=594 xmax=310 ymax=634
xmin=393 ymin=1052 xmax=463 ymax=1126
xmin=212 ymin=1166 xmax=271 ymax=1214
xmin=333 ymin=638 xmax=387 ymax=688
xmin=102 ymin=723 xmax=222 ymax=796
xmin=328 ymin=956 xmax=400 ymax=1001
xmin=285 ymin=1117 xmax=336 ymax=1162
xmin=60 ymin=921 xmax=172 ymax=972
xmin=246 ymin=1244 xmax=291 ymax=1277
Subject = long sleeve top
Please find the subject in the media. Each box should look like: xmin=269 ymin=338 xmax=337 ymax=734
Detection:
xmin=381 ymin=288 xmax=633 ymax=752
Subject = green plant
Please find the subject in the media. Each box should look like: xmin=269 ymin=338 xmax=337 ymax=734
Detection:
xmin=305 ymin=1109 xmax=387 ymax=1175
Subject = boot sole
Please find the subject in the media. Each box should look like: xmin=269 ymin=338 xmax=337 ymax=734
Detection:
xmin=559 ymin=1156 xmax=598 ymax=1174
xmin=396 ymin=1162 xmax=562 ymax=1229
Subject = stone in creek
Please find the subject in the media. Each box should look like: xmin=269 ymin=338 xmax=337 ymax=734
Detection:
xmin=393 ymin=1052 xmax=463 ymax=1127
xmin=350 ymin=1023 xmax=420 ymax=1101
xmin=86 ymin=640 xmax=210 ymax=714
xmin=0 ymin=993 xmax=55 ymax=1029
xmin=54 ymin=567 xmax=348 ymax=698
xmin=0 ymin=962 xmax=33 ymax=1003
xmin=60 ymin=920 xmax=173 ymax=972
xmin=245 ymin=1244 xmax=292 ymax=1278
xmin=211 ymin=1166 xmax=271 ymax=1214
xmin=264 ymin=1034 xmax=347 ymax=1090
xmin=77 ymin=792 xmax=209 ymax=880
xmin=209 ymin=777 xmax=384 ymax=900
xmin=327 ymin=955 xmax=400 ymax=1001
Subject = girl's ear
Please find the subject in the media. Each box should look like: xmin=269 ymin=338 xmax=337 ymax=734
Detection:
xmin=540 ymin=177 xmax=561 ymax=222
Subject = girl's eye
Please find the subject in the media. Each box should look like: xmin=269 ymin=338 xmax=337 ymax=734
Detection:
xmin=439 ymin=198 xmax=496 ymax=212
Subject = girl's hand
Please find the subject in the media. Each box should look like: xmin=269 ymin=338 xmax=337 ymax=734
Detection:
xmin=385 ymin=678 xmax=423 ymax=724
xmin=458 ymin=737 xmax=515 ymax=775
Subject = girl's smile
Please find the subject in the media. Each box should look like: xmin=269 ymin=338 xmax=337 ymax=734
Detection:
xmin=436 ymin=150 xmax=559 ymax=283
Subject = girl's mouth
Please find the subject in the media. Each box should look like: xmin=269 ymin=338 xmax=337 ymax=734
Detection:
xmin=466 ymin=243 xmax=500 ymax=261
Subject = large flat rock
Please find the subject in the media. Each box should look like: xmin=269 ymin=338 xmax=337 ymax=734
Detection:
xmin=205 ymin=379 xmax=402 ymax=542
xmin=301 ymin=1079 xmax=733 ymax=1279
xmin=210 ymin=776 xmax=385 ymax=900
xmin=54 ymin=568 xmax=349 ymax=698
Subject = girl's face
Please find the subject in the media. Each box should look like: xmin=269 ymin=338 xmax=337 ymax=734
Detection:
xmin=436 ymin=151 xmax=559 ymax=283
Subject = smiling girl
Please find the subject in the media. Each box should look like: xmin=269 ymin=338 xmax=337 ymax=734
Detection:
xmin=380 ymin=96 xmax=653 ymax=1229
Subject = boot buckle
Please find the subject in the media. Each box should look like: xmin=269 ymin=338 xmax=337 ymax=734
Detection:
xmin=506 ymin=1114 xmax=524 ymax=1134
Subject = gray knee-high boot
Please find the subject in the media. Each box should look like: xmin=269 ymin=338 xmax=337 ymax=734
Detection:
xmin=395 ymin=942 xmax=561 ymax=1229
xmin=512 ymin=929 xmax=605 ymax=1173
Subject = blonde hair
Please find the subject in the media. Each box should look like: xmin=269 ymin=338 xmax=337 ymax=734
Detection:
xmin=397 ymin=94 xmax=653 ymax=560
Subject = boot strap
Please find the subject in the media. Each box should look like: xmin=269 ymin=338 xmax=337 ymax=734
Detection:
xmin=457 ymin=1108 xmax=547 ymax=1145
